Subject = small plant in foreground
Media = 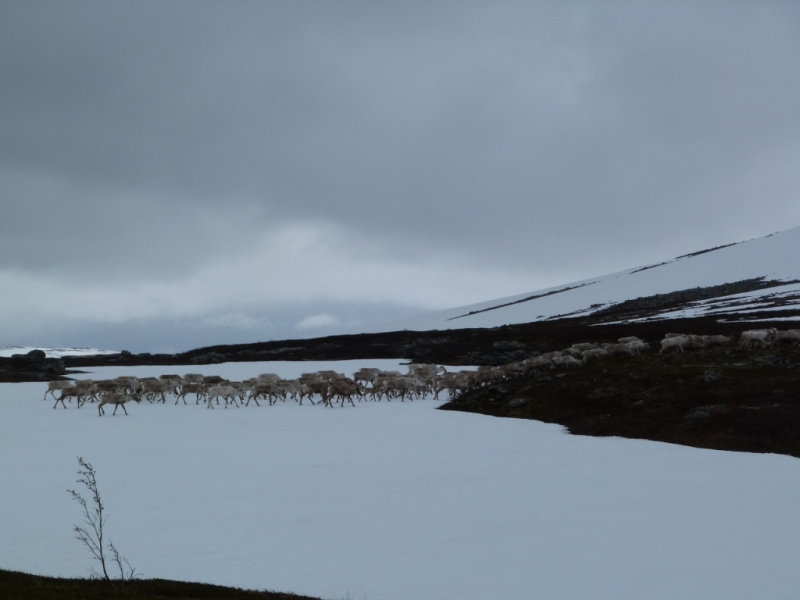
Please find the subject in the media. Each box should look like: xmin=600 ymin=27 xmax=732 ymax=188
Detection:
xmin=68 ymin=456 xmax=139 ymax=591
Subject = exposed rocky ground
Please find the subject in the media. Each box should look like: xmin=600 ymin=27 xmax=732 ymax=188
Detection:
xmin=0 ymin=349 xmax=69 ymax=382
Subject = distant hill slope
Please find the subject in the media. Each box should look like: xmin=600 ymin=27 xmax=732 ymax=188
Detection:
xmin=365 ymin=225 xmax=800 ymax=332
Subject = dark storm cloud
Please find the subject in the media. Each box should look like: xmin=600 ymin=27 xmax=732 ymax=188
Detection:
xmin=2 ymin=1 xmax=799 ymax=348
xmin=3 ymin=3 xmax=797 ymax=252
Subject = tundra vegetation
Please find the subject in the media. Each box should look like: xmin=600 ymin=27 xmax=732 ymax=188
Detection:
xmin=442 ymin=327 xmax=800 ymax=457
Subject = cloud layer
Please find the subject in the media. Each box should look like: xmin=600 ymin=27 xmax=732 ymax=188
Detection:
xmin=2 ymin=2 xmax=799 ymax=350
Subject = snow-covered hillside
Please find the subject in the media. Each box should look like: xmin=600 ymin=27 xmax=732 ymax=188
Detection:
xmin=367 ymin=225 xmax=800 ymax=332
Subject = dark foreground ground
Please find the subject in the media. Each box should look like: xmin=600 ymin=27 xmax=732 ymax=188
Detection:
xmin=0 ymin=569 xmax=322 ymax=600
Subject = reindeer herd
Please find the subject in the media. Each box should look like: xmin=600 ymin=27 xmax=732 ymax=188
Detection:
xmin=44 ymin=327 xmax=800 ymax=415
xmin=45 ymin=364 xmax=467 ymax=415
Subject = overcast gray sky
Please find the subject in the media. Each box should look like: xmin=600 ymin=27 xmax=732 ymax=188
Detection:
xmin=2 ymin=1 xmax=799 ymax=352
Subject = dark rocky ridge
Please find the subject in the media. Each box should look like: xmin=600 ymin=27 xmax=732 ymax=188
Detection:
xmin=2 ymin=313 xmax=796 ymax=380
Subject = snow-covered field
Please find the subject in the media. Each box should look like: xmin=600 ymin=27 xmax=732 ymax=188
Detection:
xmin=3 ymin=360 xmax=800 ymax=600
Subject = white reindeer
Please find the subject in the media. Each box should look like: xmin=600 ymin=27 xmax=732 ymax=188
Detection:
xmin=660 ymin=336 xmax=689 ymax=354
xmin=552 ymin=355 xmax=581 ymax=368
xmin=738 ymin=329 xmax=776 ymax=349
